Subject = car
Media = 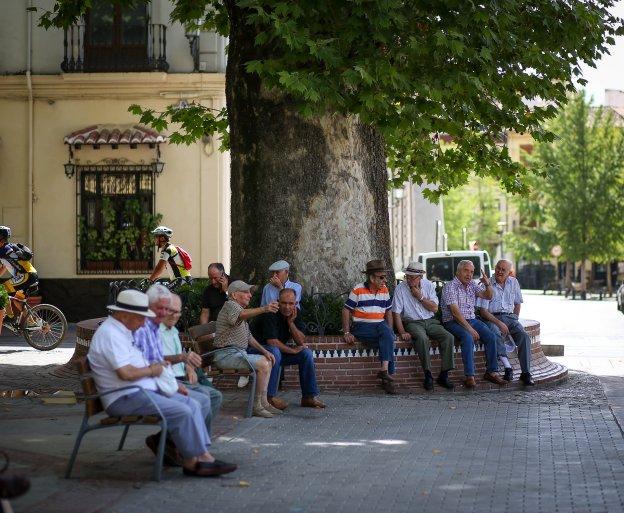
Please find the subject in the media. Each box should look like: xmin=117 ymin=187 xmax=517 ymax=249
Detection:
xmin=617 ymin=282 xmax=624 ymax=313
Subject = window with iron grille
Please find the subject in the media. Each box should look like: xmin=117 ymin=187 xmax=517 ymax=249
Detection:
xmin=77 ymin=165 xmax=161 ymax=274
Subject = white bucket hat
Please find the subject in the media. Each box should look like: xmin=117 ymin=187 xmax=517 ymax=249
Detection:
xmin=108 ymin=289 xmax=156 ymax=317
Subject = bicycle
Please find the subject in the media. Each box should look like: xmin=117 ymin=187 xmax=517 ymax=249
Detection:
xmin=1 ymin=294 xmax=67 ymax=351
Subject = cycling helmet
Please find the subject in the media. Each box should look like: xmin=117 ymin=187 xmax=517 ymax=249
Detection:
xmin=151 ymin=226 xmax=173 ymax=238
xmin=0 ymin=226 xmax=10 ymax=241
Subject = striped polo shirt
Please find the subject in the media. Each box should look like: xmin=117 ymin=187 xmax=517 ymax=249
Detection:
xmin=344 ymin=282 xmax=392 ymax=323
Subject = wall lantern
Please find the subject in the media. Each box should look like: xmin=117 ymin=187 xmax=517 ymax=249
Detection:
xmin=152 ymin=159 xmax=165 ymax=175
xmin=64 ymin=146 xmax=76 ymax=178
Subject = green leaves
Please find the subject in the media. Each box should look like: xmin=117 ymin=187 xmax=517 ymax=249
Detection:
xmin=43 ymin=0 xmax=624 ymax=197
xmin=127 ymin=103 xmax=230 ymax=151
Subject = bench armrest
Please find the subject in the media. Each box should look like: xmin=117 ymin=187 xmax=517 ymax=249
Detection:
xmin=91 ymin=385 xmax=166 ymax=419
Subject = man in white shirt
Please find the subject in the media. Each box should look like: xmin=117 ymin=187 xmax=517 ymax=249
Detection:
xmin=477 ymin=259 xmax=534 ymax=386
xmin=88 ymin=289 xmax=236 ymax=477
xmin=392 ymin=262 xmax=455 ymax=390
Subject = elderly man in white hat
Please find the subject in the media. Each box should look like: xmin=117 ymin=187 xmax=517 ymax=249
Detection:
xmin=88 ymin=289 xmax=236 ymax=477
xmin=392 ymin=262 xmax=456 ymax=390
xmin=213 ymin=280 xmax=280 ymax=417
xmin=260 ymin=260 xmax=303 ymax=308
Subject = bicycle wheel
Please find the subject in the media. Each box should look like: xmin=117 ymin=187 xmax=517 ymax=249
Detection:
xmin=22 ymin=304 xmax=67 ymax=351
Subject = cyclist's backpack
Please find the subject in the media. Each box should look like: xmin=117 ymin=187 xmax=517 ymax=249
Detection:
xmin=14 ymin=243 xmax=33 ymax=261
xmin=174 ymin=245 xmax=192 ymax=271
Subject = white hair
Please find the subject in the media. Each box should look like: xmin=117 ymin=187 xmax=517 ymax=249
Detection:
xmin=456 ymin=260 xmax=475 ymax=273
xmin=146 ymin=283 xmax=172 ymax=305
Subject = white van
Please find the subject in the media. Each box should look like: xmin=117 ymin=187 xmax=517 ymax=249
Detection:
xmin=413 ymin=250 xmax=493 ymax=282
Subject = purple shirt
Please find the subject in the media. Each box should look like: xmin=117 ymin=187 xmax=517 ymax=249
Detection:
xmin=133 ymin=319 xmax=164 ymax=363
xmin=441 ymin=277 xmax=485 ymax=323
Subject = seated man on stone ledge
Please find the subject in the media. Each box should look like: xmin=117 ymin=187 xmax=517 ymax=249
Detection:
xmin=441 ymin=260 xmax=505 ymax=388
xmin=477 ymin=259 xmax=534 ymax=386
xmin=342 ymin=259 xmax=396 ymax=394
xmin=392 ymin=261 xmax=455 ymax=391
xmin=251 ymin=288 xmax=325 ymax=409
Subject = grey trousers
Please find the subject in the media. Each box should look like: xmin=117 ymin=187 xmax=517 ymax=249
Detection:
xmin=485 ymin=313 xmax=531 ymax=374
xmin=184 ymin=383 xmax=222 ymax=438
xmin=107 ymin=390 xmax=211 ymax=459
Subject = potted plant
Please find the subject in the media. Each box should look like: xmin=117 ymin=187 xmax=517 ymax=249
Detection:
xmin=80 ymin=198 xmax=117 ymax=271
xmin=117 ymin=200 xmax=162 ymax=272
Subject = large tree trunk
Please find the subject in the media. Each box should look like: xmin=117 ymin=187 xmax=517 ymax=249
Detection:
xmin=225 ymin=2 xmax=392 ymax=293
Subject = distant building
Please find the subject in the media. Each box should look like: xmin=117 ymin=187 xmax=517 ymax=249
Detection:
xmin=388 ymin=182 xmax=444 ymax=272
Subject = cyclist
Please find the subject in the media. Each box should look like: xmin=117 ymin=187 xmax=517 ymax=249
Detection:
xmin=0 ymin=226 xmax=38 ymax=322
xmin=148 ymin=226 xmax=192 ymax=282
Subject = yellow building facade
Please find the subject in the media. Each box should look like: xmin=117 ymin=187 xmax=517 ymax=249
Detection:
xmin=0 ymin=1 xmax=230 ymax=319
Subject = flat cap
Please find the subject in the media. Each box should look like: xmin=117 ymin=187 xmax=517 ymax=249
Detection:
xmin=227 ymin=280 xmax=253 ymax=294
xmin=268 ymin=260 xmax=290 ymax=272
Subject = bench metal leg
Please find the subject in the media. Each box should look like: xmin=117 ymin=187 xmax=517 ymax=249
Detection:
xmin=65 ymin=426 xmax=87 ymax=478
xmin=246 ymin=370 xmax=257 ymax=418
xmin=152 ymin=421 xmax=167 ymax=482
xmin=117 ymin=425 xmax=130 ymax=451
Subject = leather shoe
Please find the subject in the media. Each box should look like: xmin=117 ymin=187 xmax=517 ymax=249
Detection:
xmin=268 ymin=396 xmax=289 ymax=410
xmin=520 ymin=372 xmax=535 ymax=386
xmin=382 ymin=380 xmax=397 ymax=395
xmin=377 ymin=370 xmax=394 ymax=382
xmin=436 ymin=373 xmax=454 ymax=390
xmin=183 ymin=459 xmax=237 ymax=477
xmin=483 ymin=372 xmax=507 ymax=386
xmin=464 ymin=376 xmax=476 ymax=388
xmin=301 ymin=396 xmax=326 ymax=408
xmin=423 ymin=371 xmax=434 ymax=391
xmin=145 ymin=433 xmax=182 ymax=467
xmin=503 ymin=367 xmax=514 ymax=382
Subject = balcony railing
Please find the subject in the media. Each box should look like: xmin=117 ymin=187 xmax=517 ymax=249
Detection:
xmin=61 ymin=23 xmax=169 ymax=72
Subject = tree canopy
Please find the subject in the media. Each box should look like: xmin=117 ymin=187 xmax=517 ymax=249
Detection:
xmin=41 ymin=0 xmax=623 ymax=200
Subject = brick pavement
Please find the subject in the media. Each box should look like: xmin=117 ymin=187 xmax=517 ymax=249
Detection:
xmin=3 ymin=371 xmax=624 ymax=513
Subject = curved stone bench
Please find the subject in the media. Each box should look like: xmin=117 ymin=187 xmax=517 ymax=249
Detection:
xmin=280 ymin=318 xmax=567 ymax=392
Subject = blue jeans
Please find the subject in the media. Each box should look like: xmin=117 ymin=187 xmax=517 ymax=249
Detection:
xmin=248 ymin=345 xmax=320 ymax=398
xmin=351 ymin=321 xmax=396 ymax=375
xmin=443 ymin=318 xmax=498 ymax=375
xmin=485 ymin=313 xmax=531 ymax=374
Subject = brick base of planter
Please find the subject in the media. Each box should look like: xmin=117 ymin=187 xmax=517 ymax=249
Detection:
xmin=214 ymin=318 xmax=567 ymax=393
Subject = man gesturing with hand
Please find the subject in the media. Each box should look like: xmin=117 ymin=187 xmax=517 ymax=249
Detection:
xmin=441 ymin=260 xmax=506 ymax=388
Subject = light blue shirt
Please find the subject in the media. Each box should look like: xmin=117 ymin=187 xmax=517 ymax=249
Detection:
xmin=391 ymin=279 xmax=438 ymax=321
xmin=260 ymin=279 xmax=302 ymax=307
xmin=476 ymin=276 xmax=523 ymax=314
xmin=159 ymin=324 xmax=185 ymax=378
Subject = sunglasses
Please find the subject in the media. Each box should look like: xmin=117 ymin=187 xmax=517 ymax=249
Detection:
xmin=374 ymin=274 xmax=388 ymax=280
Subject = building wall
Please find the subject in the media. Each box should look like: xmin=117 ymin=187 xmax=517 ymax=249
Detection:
xmin=0 ymin=73 xmax=229 ymax=282
xmin=389 ymin=183 xmax=444 ymax=271
xmin=0 ymin=0 xmax=226 ymax=74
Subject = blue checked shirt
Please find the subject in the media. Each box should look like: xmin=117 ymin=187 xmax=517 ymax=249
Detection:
xmin=133 ymin=319 xmax=164 ymax=364
xmin=476 ymin=276 xmax=523 ymax=314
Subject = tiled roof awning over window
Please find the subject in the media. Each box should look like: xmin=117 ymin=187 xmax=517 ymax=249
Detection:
xmin=64 ymin=125 xmax=167 ymax=147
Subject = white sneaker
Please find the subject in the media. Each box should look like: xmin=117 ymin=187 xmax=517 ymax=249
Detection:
xmin=237 ymin=376 xmax=250 ymax=388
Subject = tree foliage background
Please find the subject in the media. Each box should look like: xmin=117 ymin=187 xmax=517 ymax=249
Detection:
xmin=507 ymin=92 xmax=624 ymax=289
xmin=40 ymin=0 xmax=623 ymax=198
xmin=443 ymin=175 xmax=502 ymax=257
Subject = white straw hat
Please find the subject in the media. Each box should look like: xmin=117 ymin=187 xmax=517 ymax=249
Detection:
xmin=107 ymin=289 xmax=156 ymax=317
